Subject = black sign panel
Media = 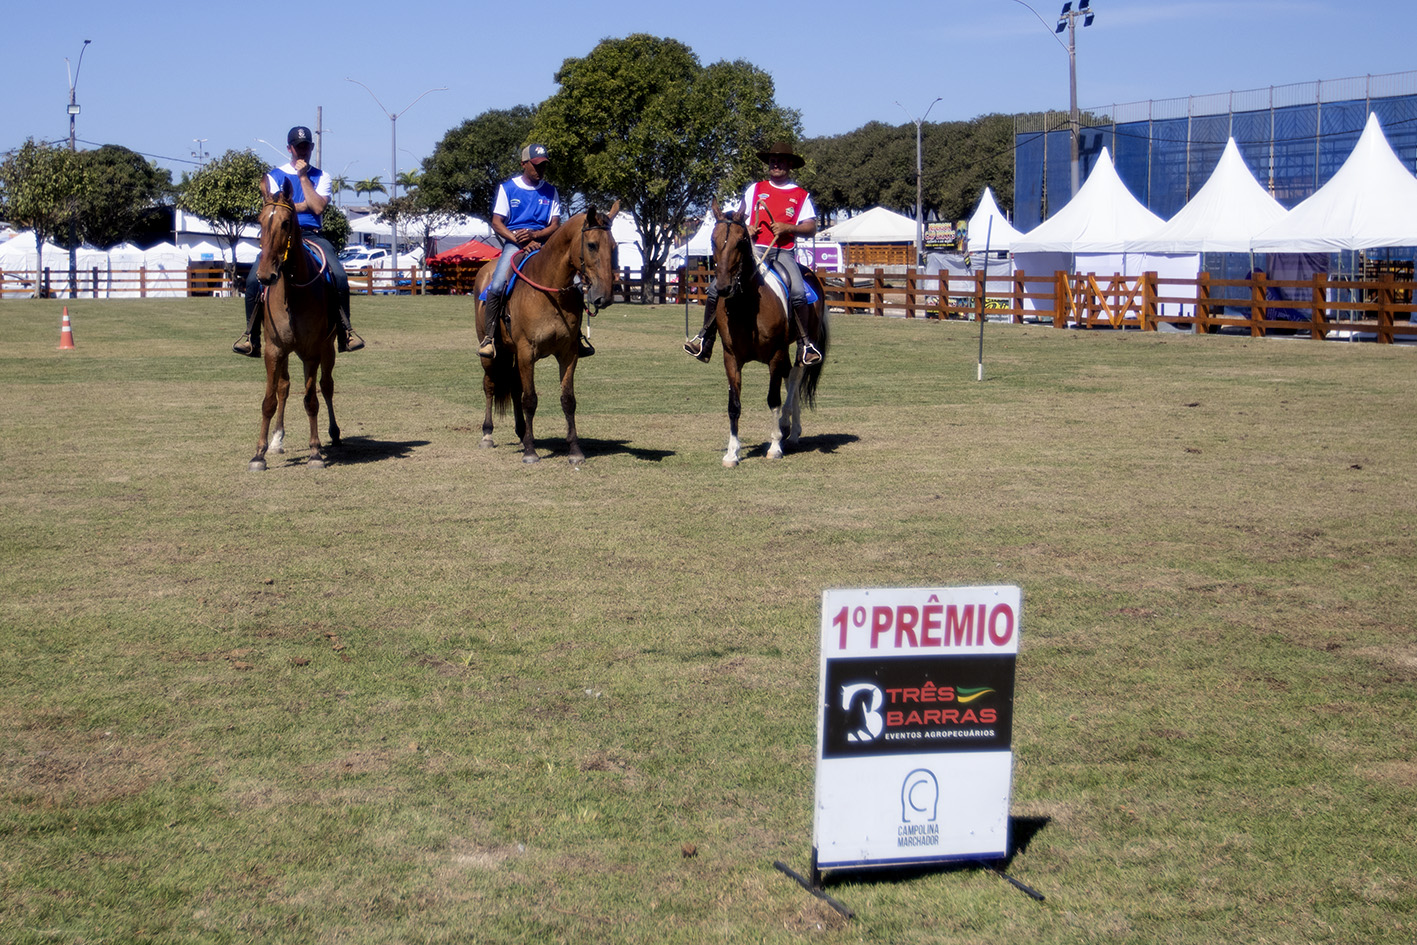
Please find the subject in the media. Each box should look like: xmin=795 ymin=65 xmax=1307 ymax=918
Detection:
xmin=822 ymin=655 xmax=1015 ymax=758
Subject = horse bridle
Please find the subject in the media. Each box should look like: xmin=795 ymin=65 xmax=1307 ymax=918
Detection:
xmin=713 ymin=217 xmax=754 ymax=297
xmin=510 ymin=214 xmax=614 ymax=313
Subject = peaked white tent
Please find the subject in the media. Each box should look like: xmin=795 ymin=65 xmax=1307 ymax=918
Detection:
xmin=1128 ymin=139 xmax=1287 ymax=254
xmin=966 ymin=188 xmax=1024 ymax=254
xmin=1013 ymin=148 xmax=1192 ymax=316
xmin=1252 ymin=113 xmax=1417 ymax=252
xmin=820 ymin=206 xmax=916 ymax=243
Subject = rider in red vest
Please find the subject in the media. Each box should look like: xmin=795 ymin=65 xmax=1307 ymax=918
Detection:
xmin=684 ymin=141 xmax=823 ymax=366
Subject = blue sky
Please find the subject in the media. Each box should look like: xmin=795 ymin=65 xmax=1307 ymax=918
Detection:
xmin=4 ymin=0 xmax=1413 ymax=193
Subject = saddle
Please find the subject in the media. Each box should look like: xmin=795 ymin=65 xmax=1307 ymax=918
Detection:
xmin=478 ymin=249 xmax=539 ymax=303
xmin=752 ymin=247 xmax=819 ymax=310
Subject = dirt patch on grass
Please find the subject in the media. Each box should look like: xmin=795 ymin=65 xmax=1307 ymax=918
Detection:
xmin=2 ymin=728 xmax=176 ymax=807
xmin=1358 ymin=761 xmax=1417 ymax=788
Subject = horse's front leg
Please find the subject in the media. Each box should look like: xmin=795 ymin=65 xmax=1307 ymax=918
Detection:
xmin=517 ymin=345 xmax=540 ymax=464
xmin=558 ymin=352 xmax=583 ymax=465
xmin=250 ymin=355 xmax=282 ymax=471
xmin=301 ymin=358 xmax=325 ymax=469
xmin=723 ymin=357 xmax=744 ymax=468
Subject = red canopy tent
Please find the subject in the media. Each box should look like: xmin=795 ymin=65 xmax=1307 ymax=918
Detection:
xmin=429 ymin=240 xmax=500 ymax=263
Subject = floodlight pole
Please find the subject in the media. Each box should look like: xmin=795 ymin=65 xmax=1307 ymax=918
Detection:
xmin=65 ymin=39 xmax=91 ymax=299
xmin=1008 ymin=1 xmax=1093 ymax=200
xmin=896 ymin=97 xmax=942 ymax=268
xmin=346 ymin=79 xmax=446 ymax=272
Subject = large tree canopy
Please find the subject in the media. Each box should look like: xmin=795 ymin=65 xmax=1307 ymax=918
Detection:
xmin=0 ymin=138 xmax=86 ymax=277
xmin=421 ymin=106 xmax=536 ymax=217
xmin=533 ymin=34 xmax=799 ymax=290
xmin=70 ymin=144 xmax=173 ymax=249
xmin=177 ymin=149 xmax=266 ymax=268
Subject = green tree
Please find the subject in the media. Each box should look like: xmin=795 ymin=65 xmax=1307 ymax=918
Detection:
xmin=329 ymin=174 xmax=352 ymax=207
xmin=177 ymin=149 xmax=266 ymax=269
xmin=0 ymin=138 xmax=86 ymax=285
xmin=533 ymin=35 xmax=799 ymax=293
xmin=395 ymin=170 xmax=421 ymax=194
xmin=420 ymin=106 xmax=536 ymax=217
xmin=71 ymin=144 xmax=173 ymax=249
xmin=321 ymin=203 xmax=351 ymax=252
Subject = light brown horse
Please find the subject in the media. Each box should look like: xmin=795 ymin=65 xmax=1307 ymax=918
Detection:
xmin=474 ymin=201 xmax=620 ymax=464
xmin=248 ymin=177 xmax=338 ymax=471
xmin=707 ymin=199 xmax=828 ymax=467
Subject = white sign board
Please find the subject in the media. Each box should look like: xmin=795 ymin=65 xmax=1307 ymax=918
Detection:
xmin=814 ymin=585 xmax=1021 ymax=872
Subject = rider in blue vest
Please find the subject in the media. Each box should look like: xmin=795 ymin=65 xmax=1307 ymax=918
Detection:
xmin=234 ymin=126 xmax=362 ymax=357
xmin=479 ymin=144 xmax=594 ymax=359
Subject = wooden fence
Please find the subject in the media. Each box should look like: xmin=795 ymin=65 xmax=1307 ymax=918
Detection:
xmin=8 ymin=260 xmax=1416 ymax=343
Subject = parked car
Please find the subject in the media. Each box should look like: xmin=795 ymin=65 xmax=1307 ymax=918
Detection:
xmin=338 ymin=246 xmax=390 ymax=271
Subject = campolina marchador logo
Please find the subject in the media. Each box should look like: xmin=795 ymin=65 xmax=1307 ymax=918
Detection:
xmin=822 ymin=656 xmax=1015 ymax=758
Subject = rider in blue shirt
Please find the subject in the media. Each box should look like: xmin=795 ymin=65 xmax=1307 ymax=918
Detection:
xmin=479 ymin=144 xmax=592 ymax=358
xmin=234 ymin=126 xmax=362 ymax=357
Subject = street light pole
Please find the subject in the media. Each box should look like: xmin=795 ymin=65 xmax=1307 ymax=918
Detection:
xmin=1008 ymin=0 xmax=1093 ymax=202
xmin=65 ymin=39 xmax=91 ymax=299
xmin=346 ymin=79 xmax=446 ymax=272
xmin=896 ymin=97 xmax=941 ymax=268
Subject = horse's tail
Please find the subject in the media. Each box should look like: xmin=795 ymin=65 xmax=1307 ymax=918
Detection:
xmin=800 ymin=309 xmax=828 ymax=408
xmin=488 ymin=346 xmax=518 ymax=416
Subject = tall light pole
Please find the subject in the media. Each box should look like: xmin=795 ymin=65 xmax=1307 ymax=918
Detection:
xmin=1009 ymin=0 xmax=1094 ymax=202
xmin=346 ymin=79 xmax=446 ymax=268
xmin=192 ymin=139 xmax=209 ymax=167
xmin=65 ymin=39 xmax=91 ymax=299
xmin=896 ymin=97 xmax=941 ymax=268
xmin=1056 ymin=1 xmax=1097 ymax=199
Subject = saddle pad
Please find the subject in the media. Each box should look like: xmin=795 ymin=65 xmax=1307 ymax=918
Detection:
xmin=756 ymin=252 xmax=819 ymax=308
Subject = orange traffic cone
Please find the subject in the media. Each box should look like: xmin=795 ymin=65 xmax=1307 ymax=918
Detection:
xmin=58 ymin=308 xmax=75 ymax=350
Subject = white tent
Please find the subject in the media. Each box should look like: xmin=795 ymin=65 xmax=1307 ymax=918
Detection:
xmin=1252 ymin=113 xmax=1417 ymax=252
xmin=1012 ymin=148 xmax=1191 ymax=317
xmin=1128 ymin=139 xmax=1288 ymax=254
xmin=820 ymin=206 xmax=916 ymax=243
xmin=966 ymin=188 xmax=1024 ymax=254
xmin=141 ymin=241 xmax=191 ymax=298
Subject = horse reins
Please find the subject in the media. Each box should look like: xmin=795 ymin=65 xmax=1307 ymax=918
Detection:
xmin=260 ymin=198 xmax=329 ymax=294
xmin=510 ymin=218 xmax=613 ymax=315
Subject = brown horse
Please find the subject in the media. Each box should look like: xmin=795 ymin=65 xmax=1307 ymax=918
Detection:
xmin=474 ymin=201 xmax=620 ymax=464
xmin=248 ymin=177 xmax=338 ymax=471
xmin=707 ymin=199 xmax=828 ymax=467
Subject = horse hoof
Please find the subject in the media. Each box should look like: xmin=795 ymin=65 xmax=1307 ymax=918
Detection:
xmin=523 ymin=454 xmax=540 ymax=464
xmin=568 ymin=455 xmax=585 ymax=466
xmin=480 ymin=436 xmax=495 ymax=449
xmin=722 ymin=456 xmax=739 ymax=468
xmin=308 ymin=457 xmax=325 ymax=469
xmin=768 ymin=446 xmax=784 ymax=459
xmin=249 ymin=458 xmax=267 ymax=472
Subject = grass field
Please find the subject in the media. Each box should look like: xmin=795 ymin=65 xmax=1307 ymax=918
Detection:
xmin=1 ymin=297 xmax=1414 ymax=944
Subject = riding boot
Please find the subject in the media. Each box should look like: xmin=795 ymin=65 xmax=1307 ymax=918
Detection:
xmin=792 ymin=302 xmax=823 ymax=366
xmin=479 ymin=292 xmax=503 ymax=358
xmin=683 ymin=304 xmax=718 ymax=362
xmin=336 ymin=299 xmax=364 ymax=352
xmin=578 ymin=334 xmax=595 ymax=358
xmin=234 ymin=304 xmax=262 ymax=358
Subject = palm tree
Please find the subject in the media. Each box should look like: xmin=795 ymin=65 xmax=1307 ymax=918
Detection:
xmin=396 ymin=170 xmax=421 ymax=194
xmin=329 ymin=174 xmax=353 ymax=207
xmin=354 ymin=177 xmax=386 ymax=205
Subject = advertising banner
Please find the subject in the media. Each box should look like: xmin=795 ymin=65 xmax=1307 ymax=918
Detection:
xmin=814 ymin=585 xmax=1021 ymax=871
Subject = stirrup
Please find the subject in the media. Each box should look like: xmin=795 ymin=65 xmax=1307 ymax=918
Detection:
xmin=798 ymin=340 xmax=823 ymax=366
xmin=478 ymin=335 xmax=497 ymax=358
xmin=341 ymin=330 xmax=365 ymax=353
xmin=578 ymin=335 xmax=595 ymax=358
xmin=233 ymin=334 xmax=258 ymax=357
xmin=683 ymin=335 xmax=711 ymax=362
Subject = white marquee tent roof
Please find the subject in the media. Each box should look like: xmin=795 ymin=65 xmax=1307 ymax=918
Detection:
xmin=820 ymin=205 xmax=916 ymax=243
xmin=966 ymin=187 xmax=1024 ymax=253
xmin=1128 ymin=139 xmax=1288 ymax=254
xmin=1012 ymin=148 xmax=1164 ymax=254
xmin=1251 ymin=112 xmax=1417 ymax=252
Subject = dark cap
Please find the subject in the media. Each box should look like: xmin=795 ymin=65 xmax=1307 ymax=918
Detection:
xmin=520 ymin=143 xmax=549 ymax=164
xmin=287 ymin=126 xmax=314 ymax=146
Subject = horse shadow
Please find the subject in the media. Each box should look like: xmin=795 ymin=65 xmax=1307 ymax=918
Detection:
xmin=814 ymin=815 xmax=1052 ymax=891
xmin=328 ymin=436 xmax=431 ymax=465
xmin=488 ymin=436 xmax=676 ymax=463
xmin=740 ymin=431 xmax=859 ymax=460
